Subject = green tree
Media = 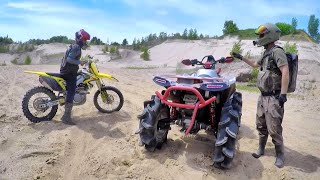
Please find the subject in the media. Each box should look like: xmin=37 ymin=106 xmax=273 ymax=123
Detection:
xmin=188 ymin=28 xmax=194 ymax=39
xmin=140 ymin=47 xmax=150 ymax=61
xmin=192 ymin=29 xmax=199 ymax=40
xmin=275 ymin=22 xmax=292 ymax=35
xmin=199 ymin=33 xmax=204 ymax=39
xmin=122 ymin=38 xmax=128 ymax=46
xmin=182 ymin=28 xmax=188 ymax=39
xmin=291 ymin=17 xmax=298 ymax=34
xmin=223 ymin=20 xmax=239 ymax=35
xmin=308 ymin=15 xmax=319 ymax=42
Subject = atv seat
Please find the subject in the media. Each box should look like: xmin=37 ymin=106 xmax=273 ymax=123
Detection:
xmin=46 ymin=73 xmax=63 ymax=78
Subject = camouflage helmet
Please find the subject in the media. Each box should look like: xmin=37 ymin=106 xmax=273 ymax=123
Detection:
xmin=253 ymin=23 xmax=281 ymax=47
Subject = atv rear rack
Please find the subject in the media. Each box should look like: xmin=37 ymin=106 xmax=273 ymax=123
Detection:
xmin=155 ymin=86 xmax=217 ymax=135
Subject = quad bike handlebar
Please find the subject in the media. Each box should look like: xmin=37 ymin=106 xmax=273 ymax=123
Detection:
xmin=181 ymin=55 xmax=234 ymax=69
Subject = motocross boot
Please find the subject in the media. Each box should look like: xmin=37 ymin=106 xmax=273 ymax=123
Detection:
xmin=275 ymin=145 xmax=285 ymax=168
xmin=61 ymin=102 xmax=76 ymax=125
xmin=252 ymin=137 xmax=268 ymax=158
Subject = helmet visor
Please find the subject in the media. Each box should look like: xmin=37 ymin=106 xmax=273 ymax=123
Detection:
xmin=255 ymin=25 xmax=269 ymax=35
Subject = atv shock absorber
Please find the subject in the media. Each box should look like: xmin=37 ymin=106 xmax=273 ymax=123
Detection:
xmin=210 ymin=102 xmax=216 ymax=128
xmin=170 ymin=107 xmax=177 ymax=120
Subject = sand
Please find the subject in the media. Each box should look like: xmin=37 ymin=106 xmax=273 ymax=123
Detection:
xmin=0 ymin=39 xmax=319 ymax=179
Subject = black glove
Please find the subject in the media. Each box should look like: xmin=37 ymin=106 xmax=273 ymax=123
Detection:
xmin=278 ymin=94 xmax=287 ymax=108
xmin=191 ymin=59 xmax=198 ymax=65
xmin=231 ymin=52 xmax=243 ymax=60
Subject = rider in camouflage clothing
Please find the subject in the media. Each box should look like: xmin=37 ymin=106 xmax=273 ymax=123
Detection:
xmin=232 ymin=23 xmax=289 ymax=168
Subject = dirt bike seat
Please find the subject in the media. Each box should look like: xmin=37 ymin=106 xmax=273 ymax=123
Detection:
xmin=46 ymin=73 xmax=63 ymax=78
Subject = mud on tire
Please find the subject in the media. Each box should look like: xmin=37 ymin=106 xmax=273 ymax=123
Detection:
xmin=22 ymin=86 xmax=58 ymax=123
xmin=137 ymin=96 xmax=170 ymax=152
xmin=213 ymin=92 xmax=242 ymax=169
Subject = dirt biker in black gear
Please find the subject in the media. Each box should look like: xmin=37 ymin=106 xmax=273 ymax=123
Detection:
xmin=60 ymin=29 xmax=91 ymax=125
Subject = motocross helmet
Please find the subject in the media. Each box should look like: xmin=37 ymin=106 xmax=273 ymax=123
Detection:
xmin=253 ymin=23 xmax=281 ymax=47
xmin=75 ymin=29 xmax=91 ymax=49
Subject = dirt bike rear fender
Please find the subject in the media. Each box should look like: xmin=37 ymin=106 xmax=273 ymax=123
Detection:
xmin=24 ymin=71 xmax=66 ymax=91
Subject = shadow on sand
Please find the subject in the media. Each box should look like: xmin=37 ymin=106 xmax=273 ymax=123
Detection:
xmin=29 ymin=111 xmax=131 ymax=139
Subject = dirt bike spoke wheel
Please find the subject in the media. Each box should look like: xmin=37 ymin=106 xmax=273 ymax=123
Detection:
xmin=93 ymin=86 xmax=124 ymax=113
xmin=22 ymin=86 xmax=58 ymax=123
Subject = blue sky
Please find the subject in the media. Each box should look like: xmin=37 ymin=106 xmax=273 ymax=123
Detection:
xmin=0 ymin=0 xmax=320 ymax=44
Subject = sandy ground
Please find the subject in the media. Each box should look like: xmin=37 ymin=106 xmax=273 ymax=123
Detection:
xmin=0 ymin=61 xmax=319 ymax=180
xmin=0 ymin=39 xmax=320 ymax=179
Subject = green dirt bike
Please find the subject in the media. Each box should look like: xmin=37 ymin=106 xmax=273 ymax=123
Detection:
xmin=22 ymin=55 xmax=124 ymax=123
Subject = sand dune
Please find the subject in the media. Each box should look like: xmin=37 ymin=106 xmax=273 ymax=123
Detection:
xmin=0 ymin=39 xmax=320 ymax=179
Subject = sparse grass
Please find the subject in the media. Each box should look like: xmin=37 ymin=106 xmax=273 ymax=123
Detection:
xmin=236 ymin=84 xmax=260 ymax=93
xmin=16 ymin=43 xmax=35 ymax=53
xmin=244 ymin=50 xmax=252 ymax=59
xmin=125 ymin=65 xmax=158 ymax=69
xmin=284 ymin=42 xmax=298 ymax=54
xmin=0 ymin=61 xmax=6 ymax=66
xmin=228 ymin=29 xmax=256 ymax=39
xmin=0 ymin=45 xmax=9 ymax=53
xmin=102 ymin=45 xmax=109 ymax=53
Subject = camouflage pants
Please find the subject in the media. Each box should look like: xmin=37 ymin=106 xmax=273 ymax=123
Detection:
xmin=256 ymin=95 xmax=284 ymax=146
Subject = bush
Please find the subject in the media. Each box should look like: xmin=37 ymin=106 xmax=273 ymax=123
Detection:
xmin=284 ymin=42 xmax=298 ymax=54
xmin=109 ymin=46 xmax=119 ymax=54
xmin=102 ymin=45 xmax=109 ymax=53
xmin=24 ymin=55 xmax=32 ymax=65
xmin=16 ymin=43 xmax=35 ymax=53
xmin=276 ymin=23 xmax=292 ymax=36
xmin=11 ymin=58 xmax=18 ymax=65
xmin=0 ymin=45 xmax=9 ymax=53
xmin=231 ymin=40 xmax=243 ymax=54
xmin=249 ymin=68 xmax=259 ymax=83
xmin=140 ymin=47 xmax=150 ymax=61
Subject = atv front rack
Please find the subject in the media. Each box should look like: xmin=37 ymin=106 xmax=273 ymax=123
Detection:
xmin=155 ymin=86 xmax=217 ymax=135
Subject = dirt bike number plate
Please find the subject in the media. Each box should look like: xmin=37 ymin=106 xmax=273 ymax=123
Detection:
xmin=183 ymin=94 xmax=198 ymax=103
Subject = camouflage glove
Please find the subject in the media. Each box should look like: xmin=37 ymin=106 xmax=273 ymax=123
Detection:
xmin=278 ymin=94 xmax=287 ymax=108
xmin=231 ymin=52 xmax=243 ymax=60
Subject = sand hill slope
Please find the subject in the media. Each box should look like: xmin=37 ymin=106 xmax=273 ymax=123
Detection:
xmin=0 ymin=39 xmax=320 ymax=179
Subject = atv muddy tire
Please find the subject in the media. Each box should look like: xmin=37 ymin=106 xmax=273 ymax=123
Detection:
xmin=137 ymin=96 xmax=170 ymax=152
xmin=213 ymin=92 xmax=242 ymax=169
xmin=22 ymin=86 xmax=58 ymax=123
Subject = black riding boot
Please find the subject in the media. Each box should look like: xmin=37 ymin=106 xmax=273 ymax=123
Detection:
xmin=252 ymin=137 xmax=268 ymax=158
xmin=275 ymin=145 xmax=285 ymax=168
xmin=61 ymin=102 xmax=76 ymax=125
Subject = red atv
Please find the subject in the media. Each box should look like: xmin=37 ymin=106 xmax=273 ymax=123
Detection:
xmin=136 ymin=55 xmax=242 ymax=169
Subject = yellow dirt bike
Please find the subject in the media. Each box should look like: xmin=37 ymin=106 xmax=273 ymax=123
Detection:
xmin=22 ymin=55 xmax=124 ymax=123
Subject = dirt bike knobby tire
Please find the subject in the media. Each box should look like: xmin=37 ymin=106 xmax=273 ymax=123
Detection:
xmin=93 ymin=86 xmax=124 ymax=113
xmin=22 ymin=86 xmax=58 ymax=123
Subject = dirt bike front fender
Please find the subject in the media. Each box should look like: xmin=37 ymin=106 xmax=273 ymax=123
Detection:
xmin=96 ymin=73 xmax=119 ymax=81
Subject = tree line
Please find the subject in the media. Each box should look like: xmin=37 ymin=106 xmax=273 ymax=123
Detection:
xmin=223 ymin=14 xmax=319 ymax=43
xmin=1 ymin=14 xmax=320 ymax=51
